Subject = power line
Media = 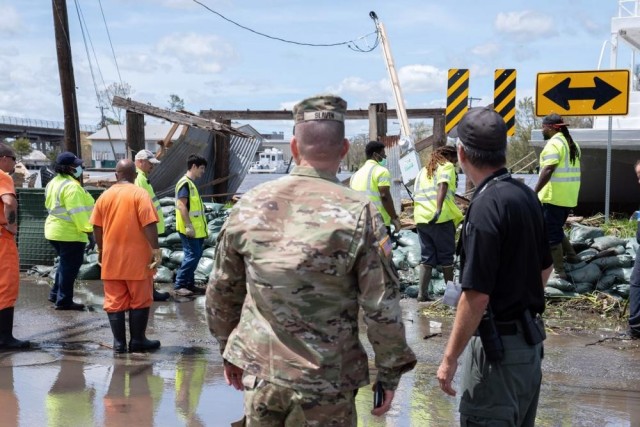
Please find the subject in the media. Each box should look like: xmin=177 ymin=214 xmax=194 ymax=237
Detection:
xmin=97 ymin=0 xmax=123 ymax=86
xmin=191 ymin=0 xmax=379 ymax=52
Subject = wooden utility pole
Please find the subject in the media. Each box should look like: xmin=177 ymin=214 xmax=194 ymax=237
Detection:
xmin=126 ymin=111 xmax=145 ymax=159
xmin=368 ymin=103 xmax=388 ymax=142
xmin=52 ymin=0 xmax=81 ymax=155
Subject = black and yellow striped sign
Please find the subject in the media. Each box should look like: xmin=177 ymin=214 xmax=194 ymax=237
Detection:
xmin=494 ymin=69 xmax=516 ymax=136
xmin=445 ymin=69 xmax=469 ymax=134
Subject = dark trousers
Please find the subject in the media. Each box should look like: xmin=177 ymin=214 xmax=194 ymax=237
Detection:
xmin=542 ymin=203 xmax=570 ymax=246
xmin=629 ymin=254 xmax=640 ymax=332
xmin=48 ymin=240 xmax=86 ymax=306
xmin=174 ymin=234 xmax=204 ymax=289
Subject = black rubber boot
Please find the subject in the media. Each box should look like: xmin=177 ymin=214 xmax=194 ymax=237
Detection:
xmin=562 ymin=236 xmax=581 ymax=264
xmin=417 ymin=265 xmax=433 ymax=302
xmin=442 ymin=265 xmax=454 ymax=284
xmin=128 ymin=308 xmax=160 ymax=352
xmin=153 ymin=288 xmax=170 ymax=302
xmin=0 ymin=307 xmax=30 ymax=350
xmin=550 ymin=244 xmax=568 ymax=280
xmin=107 ymin=311 xmax=127 ymax=354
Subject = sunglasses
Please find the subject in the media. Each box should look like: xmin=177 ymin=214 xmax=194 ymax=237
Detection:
xmin=0 ymin=155 xmax=16 ymax=161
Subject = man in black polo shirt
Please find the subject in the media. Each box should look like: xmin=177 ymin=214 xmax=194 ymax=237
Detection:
xmin=436 ymin=107 xmax=553 ymax=426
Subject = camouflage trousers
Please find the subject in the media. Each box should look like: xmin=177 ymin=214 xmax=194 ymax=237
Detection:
xmin=232 ymin=375 xmax=357 ymax=427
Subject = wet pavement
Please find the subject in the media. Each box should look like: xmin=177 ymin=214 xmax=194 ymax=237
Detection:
xmin=3 ymin=277 xmax=640 ymax=426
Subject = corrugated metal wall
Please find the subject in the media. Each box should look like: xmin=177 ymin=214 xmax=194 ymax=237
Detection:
xmin=149 ymin=126 xmax=260 ymax=200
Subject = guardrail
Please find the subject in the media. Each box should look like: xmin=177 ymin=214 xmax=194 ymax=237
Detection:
xmin=0 ymin=116 xmax=97 ymax=133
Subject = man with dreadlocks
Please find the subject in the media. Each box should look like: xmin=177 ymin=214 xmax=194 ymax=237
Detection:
xmin=534 ymin=113 xmax=581 ymax=279
xmin=413 ymin=145 xmax=463 ymax=301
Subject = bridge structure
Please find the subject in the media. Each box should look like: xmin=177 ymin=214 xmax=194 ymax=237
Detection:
xmin=0 ymin=116 xmax=97 ymax=152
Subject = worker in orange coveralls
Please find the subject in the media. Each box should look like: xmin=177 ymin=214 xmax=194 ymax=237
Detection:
xmin=90 ymin=159 xmax=162 ymax=354
xmin=0 ymin=143 xmax=29 ymax=350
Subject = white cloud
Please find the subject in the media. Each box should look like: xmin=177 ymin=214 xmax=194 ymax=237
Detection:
xmin=156 ymin=32 xmax=237 ymax=74
xmin=495 ymin=11 xmax=556 ymax=40
xmin=398 ymin=64 xmax=447 ymax=93
xmin=471 ymin=43 xmax=500 ymax=58
xmin=0 ymin=5 xmax=21 ymax=34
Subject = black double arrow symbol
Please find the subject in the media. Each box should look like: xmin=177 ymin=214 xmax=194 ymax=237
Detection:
xmin=543 ymin=77 xmax=622 ymax=110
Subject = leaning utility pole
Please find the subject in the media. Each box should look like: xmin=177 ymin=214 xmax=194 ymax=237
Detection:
xmin=52 ymin=0 xmax=81 ymax=156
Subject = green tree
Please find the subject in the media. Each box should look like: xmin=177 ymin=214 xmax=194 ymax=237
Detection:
xmin=167 ymin=94 xmax=185 ymax=111
xmin=346 ymin=133 xmax=369 ymax=171
xmin=12 ymin=137 xmax=32 ymax=159
xmin=507 ymin=97 xmax=539 ymax=172
xmin=98 ymin=82 xmax=133 ymax=124
xmin=410 ymin=121 xmax=432 ymax=142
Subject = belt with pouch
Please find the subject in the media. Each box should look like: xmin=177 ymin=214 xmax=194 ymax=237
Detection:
xmin=473 ymin=321 xmax=518 ymax=336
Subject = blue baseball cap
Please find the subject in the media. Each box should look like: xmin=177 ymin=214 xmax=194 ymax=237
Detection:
xmin=56 ymin=151 xmax=84 ymax=166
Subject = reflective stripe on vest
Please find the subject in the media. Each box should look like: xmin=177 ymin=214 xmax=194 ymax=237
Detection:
xmin=45 ymin=179 xmax=74 ymax=221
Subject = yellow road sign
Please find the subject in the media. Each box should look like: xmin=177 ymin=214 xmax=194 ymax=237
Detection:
xmin=445 ymin=69 xmax=469 ymax=134
xmin=494 ymin=69 xmax=516 ymax=136
xmin=536 ymin=70 xmax=629 ymax=116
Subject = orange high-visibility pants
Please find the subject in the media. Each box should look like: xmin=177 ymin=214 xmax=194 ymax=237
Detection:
xmin=103 ymin=277 xmax=153 ymax=312
xmin=0 ymin=230 xmax=19 ymax=310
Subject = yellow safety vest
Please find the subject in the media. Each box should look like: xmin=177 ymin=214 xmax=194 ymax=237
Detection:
xmin=175 ymin=175 xmax=208 ymax=238
xmin=413 ymin=162 xmax=463 ymax=226
xmin=349 ymin=159 xmax=392 ymax=225
xmin=44 ymin=174 xmax=94 ymax=242
xmin=135 ymin=168 xmax=165 ymax=235
xmin=538 ymin=133 xmax=581 ymax=207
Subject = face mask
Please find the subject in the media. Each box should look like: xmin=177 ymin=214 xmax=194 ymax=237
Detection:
xmin=73 ymin=165 xmax=83 ymax=178
xmin=377 ymin=155 xmax=387 ymax=167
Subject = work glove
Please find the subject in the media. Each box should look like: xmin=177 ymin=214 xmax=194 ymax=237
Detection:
xmin=185 ymin=224 xmax=196 ymax=238
xmin=86 ymin=233 xmax=96 ymax=254
xmin=428 ymin=210 xmax=441 ymax=225
xmin=148 ymin=248 xmax=163 ymax=269
xmin=391 ymin=218 xmax=402 ymax=234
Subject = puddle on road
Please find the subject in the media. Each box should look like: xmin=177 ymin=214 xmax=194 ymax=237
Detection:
xmin=1 ymin=350 xmax=638 ymax=427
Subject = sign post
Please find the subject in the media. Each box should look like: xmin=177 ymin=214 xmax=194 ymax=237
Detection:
xmin=535 ymin=69 xmax=630 ymax=222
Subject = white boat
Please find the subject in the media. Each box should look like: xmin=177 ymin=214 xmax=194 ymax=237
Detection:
xmin=530 ymin=0 xmax=640 ymax=214
xmin=248 ymin=148 xmax=288 ymax=174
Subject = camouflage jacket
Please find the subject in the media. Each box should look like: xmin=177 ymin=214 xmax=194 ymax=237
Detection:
xmin=206 ymin=166 xmax=416 ymax=393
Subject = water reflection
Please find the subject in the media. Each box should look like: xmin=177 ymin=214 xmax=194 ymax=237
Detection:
xmin=47 ymin=357 xmax=95 ymax=426
xmin=103 ymin=360 xmax=157 ymax=426
xmin=0 ymin=355 xmax=19 ymax=427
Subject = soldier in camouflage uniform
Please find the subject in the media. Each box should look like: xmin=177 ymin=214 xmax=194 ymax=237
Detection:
xmin=205 ymin=94 xmax=416 ymax=426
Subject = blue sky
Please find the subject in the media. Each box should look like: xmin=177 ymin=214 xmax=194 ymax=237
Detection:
xmin=0 ymin=0 xmax=630 ymax=137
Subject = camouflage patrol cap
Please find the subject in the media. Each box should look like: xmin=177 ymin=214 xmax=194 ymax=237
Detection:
xmin=292 ymin=95 xmax=347 ymax=125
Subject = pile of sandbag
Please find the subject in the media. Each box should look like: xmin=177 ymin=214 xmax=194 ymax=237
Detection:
xmin=544 ymin=223 xmax=636 ymax=299
xmin=34 ymin=198 xmax=230 ymax=285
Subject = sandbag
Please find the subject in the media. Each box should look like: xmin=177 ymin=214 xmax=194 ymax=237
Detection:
xmin=404 ymin=284 xmax=419 ymax=299
xmin=577 ymin=248 xmax=598 ymax=262
xmin=392 ymin=251 xmax=408 ymax=271
xmin=565 ymin=261 xmax=587 ymax=272
xmin=159 ymin=197 xmax=176 ymax=206
xmin=161 ymin=248 xmax=172 ymax=262
xmin=194 ymin=272 xmax=208 ymax=284
xmin=431 ymin=277 xmax=446 ymax=296
xmin=590 ymin=256 xmax=624 ymax=270
xmin=545 ymin=286 xmax=566 ymax=297
xmin=602 ymin=267 xmax=631 ymax=282
xmin=85 ymin=253 xmax=99 ymax=264
xmin=591 ymin=236 xmax=627 ymax=252
xmin=164 ymin=232 xmax=182 ymax=245
xmin=396 ymin=230 xmax=420 ymax=247
xmin=205 ymin=231 xmax=219 ymax=248
xmin=154 ymin=266 xmax=174 ymax=283
xmin=596 ymin=274 xmax=617 ymax=291
xmin=204 ymin=202 xmax=226 ymax=215
xmin=574 ymin=282 xmax=595 ymax=294
xmin=169 ymin=251 xmax=185 ymax=265
xmin=77 ymin=262 xmax=101 ymax=280
xmin=569 ymin=224 xmax=604 ymax=243
xmin=612 ymin=284 xmax=630 ymax=299
xmin=566 ymin=263 xmax=601 ymax=284
xmin=613 ymin=245 xmax=627 ymax=255
xmin=196 ymin=257 xmax=214 ymax=276
xmin=546 ymin=277 xmax=575 ymax=292
xmin=202 ymin=247 xmax=216 ymax=259
xmin=161 ymin=205 xmax=174 ymax=217
xmin=617 ymin=255 xmax=634 ymax=268
xmin=27 ymin=265 xmax=54 ymax=277
xmin=405 ymin=251 xmax=421 ymax=268
xmin=397 ymin=269 xmax=418 ymax=286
